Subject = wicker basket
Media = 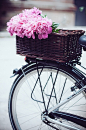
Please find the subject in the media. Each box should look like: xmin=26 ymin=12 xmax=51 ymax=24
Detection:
xmin=16 ymin=29 xmax=85 ymax=63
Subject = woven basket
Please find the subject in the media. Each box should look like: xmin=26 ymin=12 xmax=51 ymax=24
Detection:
xmin=16 ymin=29 xmax=85 ymax=63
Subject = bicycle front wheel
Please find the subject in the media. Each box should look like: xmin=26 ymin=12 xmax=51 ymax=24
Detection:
xmin=8 ymin=62 xmax=86 ymax=130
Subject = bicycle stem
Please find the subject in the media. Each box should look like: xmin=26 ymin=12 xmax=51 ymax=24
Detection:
xmin=48 ymin=85 xmax=86 ymax=114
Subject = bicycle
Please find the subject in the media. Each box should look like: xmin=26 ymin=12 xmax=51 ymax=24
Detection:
xmin=8 ymin=34 xmax=86 ymax=130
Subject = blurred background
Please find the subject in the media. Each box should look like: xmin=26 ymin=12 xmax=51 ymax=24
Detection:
xmin=0 ymin=0 xmax=86 ymax=31
xmin=0 ymin=0 xmax=86 ymax=130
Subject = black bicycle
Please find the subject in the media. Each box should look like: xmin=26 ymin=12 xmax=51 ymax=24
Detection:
xmin=8 ymin=35 xmax=86 ymax=130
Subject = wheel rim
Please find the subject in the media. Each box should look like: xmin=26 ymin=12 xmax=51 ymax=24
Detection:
xmin=10 ymin=67 xmax=86 ymax=130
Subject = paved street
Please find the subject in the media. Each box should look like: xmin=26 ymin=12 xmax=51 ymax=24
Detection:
xmin=0 ymin=35 xmax=25 ymax=130
xmin=0 ymin=30 xmax=86 ymax=130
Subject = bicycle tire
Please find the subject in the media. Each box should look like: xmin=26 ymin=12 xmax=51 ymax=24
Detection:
xmin=8 ymin=62 xmax=86 ymax=130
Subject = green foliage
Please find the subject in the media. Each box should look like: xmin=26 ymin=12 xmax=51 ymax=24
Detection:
xmin=41 ymin=14 xmax=59 ymax=33
xmin=41 ymin=14 xmax=47 ymax=18
xmin=51 ymin=22 xmax=60 ymax=33
xmin=79 ymin=7 xmax=84 ymax=12
xmin=79 ymin=7 xmax=86 ymax=14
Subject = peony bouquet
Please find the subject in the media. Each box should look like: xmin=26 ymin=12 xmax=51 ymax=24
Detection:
xmin=7 ymin=7 xmax=59 ymax=39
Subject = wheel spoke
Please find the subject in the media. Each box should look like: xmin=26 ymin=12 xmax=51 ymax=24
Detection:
xmin=9 ymin=65 xmax=86 ymax=130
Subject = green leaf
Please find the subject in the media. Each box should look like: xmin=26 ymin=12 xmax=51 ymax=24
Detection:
xmin=53 ymin=29 xmax=60 ymax=33
xmin=52 ymin=22 xmax=59 ymax=33
xmin=40 ymin=14 xmax=47 ymax=18
xmin=79 ymin=7 xmax=84 ymax=12
xmin=44 ymin=15 xmax=47 ymax=17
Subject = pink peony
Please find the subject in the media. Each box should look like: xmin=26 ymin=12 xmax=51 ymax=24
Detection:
xmin=7 ymin=7 xmax=52 ymax=39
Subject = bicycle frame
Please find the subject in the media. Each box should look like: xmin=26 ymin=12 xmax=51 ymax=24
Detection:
xmin=43 ymin=116 xmax=81 ymax=130
xmin=42 ymin=84 xmax=86 ymax=129
xmin=48 ymin=85 xmax=86 ymax=114
xmin=11 ymin=57 xmax=86 ymax=130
